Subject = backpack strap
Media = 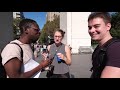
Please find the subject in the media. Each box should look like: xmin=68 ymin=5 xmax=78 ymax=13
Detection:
xmin=99 ymin=38 xmax=118 ymax=64
xmin=10 ymin=42 xmax=23 ymax=61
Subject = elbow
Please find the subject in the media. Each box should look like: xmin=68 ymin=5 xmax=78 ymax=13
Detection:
xmin=67 ymin=60 xmax=72 ymax=65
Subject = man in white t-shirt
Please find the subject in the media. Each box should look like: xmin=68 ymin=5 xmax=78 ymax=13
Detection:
xmin=1 ymin=19 xmax=50 ymax=78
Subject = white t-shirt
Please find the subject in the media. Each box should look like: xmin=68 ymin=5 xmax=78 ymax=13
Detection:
xmin=1 ymin=40 xmax=41 ymax=78
xmin=1 ymin=40 xmax=34 ymax=65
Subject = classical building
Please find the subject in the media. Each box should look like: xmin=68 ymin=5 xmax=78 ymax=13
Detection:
xmin=60 ymin=12 xmax=92 ymax=53
xmin=46 ymin=12 xmax=60 ymax=22
xmin=13 ymin=12 xmax=24 ymax=19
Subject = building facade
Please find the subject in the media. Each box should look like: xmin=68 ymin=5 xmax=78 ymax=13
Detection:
xmin=60 ymin=12 xmax=91 ymax=53
xmin=46 ymin=12 xmax=60 ymax=22
xmin=13 ymin=12 xmax=24 ymax=19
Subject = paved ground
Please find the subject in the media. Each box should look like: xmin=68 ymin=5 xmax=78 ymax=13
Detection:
xmin=36 ymin=53 xmax=92 ymax=78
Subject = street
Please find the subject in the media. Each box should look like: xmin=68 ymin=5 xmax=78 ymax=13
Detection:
xmin=36 ymin=53 xmax=92 ymax=78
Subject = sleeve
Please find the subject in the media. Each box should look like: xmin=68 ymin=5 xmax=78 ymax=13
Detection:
xmin=1 ymin=44 xmax=22 ymax=65
xmin=106 ymin=42 xmax=120 ymax=68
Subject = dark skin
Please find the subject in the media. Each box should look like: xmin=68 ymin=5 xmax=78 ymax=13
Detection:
xmin=4 ymin=23 xmax=51 ymax=78
xmin=4 ymin=57 xmax=50 ymax=78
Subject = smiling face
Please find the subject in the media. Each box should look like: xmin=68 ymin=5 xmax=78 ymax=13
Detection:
xmin=88 ymin=17 xmax=111 ymax=41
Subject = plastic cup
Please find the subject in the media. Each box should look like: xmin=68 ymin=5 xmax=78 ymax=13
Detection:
xmin=56 ymin=55 xmax=61 ymax=62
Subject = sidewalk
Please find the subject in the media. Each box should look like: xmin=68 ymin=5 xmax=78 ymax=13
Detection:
xmin=36 ymin=53 xmax=92 ymax=78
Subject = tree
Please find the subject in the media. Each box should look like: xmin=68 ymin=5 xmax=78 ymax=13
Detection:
xmin=13 ymin=18 xmax=22 ymax=39
xmin=111 ymin=12 xmax=120 ymax=38
xmin=39 ymin=15 xmax=60 ymax=44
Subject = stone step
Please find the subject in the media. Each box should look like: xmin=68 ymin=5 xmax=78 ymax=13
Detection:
xmin=78 ymin=46 xmax=94 ymax=54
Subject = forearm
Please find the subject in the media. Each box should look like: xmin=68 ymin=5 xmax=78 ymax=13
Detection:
xmin=63 ymin=56 xmax=71 ymax=65
xmin=19 ymin=65 xmax=43 ymax=78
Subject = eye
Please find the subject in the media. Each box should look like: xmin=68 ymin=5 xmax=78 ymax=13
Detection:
xmin=88 ymin=26 xmax=92 ymax=30
xmin=54 ymin=36 xmax=62 ymax=38
xmin=31 ymin=27 xmax=40 ymax=32
xmin=94 ymin=25 xmax=99 ymax=29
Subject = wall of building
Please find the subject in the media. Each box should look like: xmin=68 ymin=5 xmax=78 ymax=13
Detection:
xmin=0 ymin=12 xmax=14 ymax=51
xmin=60 ymin=12 xmax=91 ymax=53
xmin=60 ymin=12 xmax=67 ymax=44
xmin=46 ymin=12 xmax=60 ymax=22
xmin=13 ymin=12 xmax=24 ymax=19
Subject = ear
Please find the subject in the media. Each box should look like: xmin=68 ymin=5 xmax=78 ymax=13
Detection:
xmin=25 ymin=28 xmax=29 ymax=34
xmin=106 ymin=23 xmax=111 ymax=31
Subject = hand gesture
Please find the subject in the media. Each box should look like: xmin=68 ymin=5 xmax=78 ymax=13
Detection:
xmin=57 ymin=53 xmax=65 ymax=60
xmin=40 ymin=59 xmax=50 ymax=68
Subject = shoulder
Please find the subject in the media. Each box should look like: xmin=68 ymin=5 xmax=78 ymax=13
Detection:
xmin=106 ymin=41 xmax=120 ymax=67
xmin=106 ymin=40 xmax=120 ymax=57
xmin=65 ymin=44 xmax=69 ymax=48
xmin=108 ymin=41 xmax=120 ymax=50
xmin=47 ymin=45 xmax=51 ymax=51
xmin=1 ymin=41 xmax=22 ymax=65
xmin=64 ymin=44 xmax=70 ymax=51
xmin=10 ymin=40 xmax=22 ymax=45
xmin=1 ymin=40 xmax=22 ymax=55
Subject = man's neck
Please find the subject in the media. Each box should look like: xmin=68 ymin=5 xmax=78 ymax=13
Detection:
xmin=18 ymin=36 xmax=30 ymax=44
xmin=99 ymin=36 xmax=113 ymax=46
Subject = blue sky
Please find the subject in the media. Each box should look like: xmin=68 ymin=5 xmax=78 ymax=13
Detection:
xmin=23 ymin=12 xmax=46 ymax=30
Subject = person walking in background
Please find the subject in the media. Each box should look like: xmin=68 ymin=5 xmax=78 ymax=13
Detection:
xmin=34 ymin=43 xmax=40 ymax=60
xmin=45 ymin=28 xmax=72 ymax=78
xmin=1 ymin=18 xmax=50 ymax=78
xmin=88 ymin=12 xmax=120 ymax=78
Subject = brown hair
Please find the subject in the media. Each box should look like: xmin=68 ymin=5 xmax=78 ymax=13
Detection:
xmin=88 ymin=12 xmax=111 ymax=24
xmin=54 ymin=28 xmax=65 ymax=37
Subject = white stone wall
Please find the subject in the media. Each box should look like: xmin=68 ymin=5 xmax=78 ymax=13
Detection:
xmin=47 ymin=12 xmax=60 ymax=21
xmin=60 ymin=12 xmax=91 ymax=53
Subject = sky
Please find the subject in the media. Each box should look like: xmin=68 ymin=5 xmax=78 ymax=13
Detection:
xmin=23 ymin=12 xmax=46 ymax=30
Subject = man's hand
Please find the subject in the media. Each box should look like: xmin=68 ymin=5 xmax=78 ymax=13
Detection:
xmin=40 ymin=59 xmax=51 ymax=68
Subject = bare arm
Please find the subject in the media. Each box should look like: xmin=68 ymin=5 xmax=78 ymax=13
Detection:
xmin=5 ymin=57 xmax=50 ymax=78
xmin=101 ymin=66 xmax=120 ymax=78
xmin=57 ymin=45 xmax=71 ymax=65
xmin=64 ymin=45 xmax=72 ymax=65
xmin=47 ymin=45 xmax=51 ymax=51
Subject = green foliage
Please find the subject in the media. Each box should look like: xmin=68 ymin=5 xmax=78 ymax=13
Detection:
xmin=38 ymin=29 xmax=48 ymax=44
xmin=111 ymin=12 xmax=120 ymax=38
xmin=13 ymin=18 xmax=22 ymax=39
xmin=39 ymin=15 xmax=60 ymax=44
